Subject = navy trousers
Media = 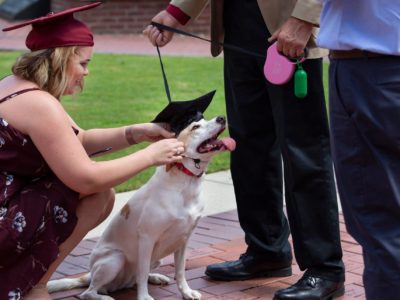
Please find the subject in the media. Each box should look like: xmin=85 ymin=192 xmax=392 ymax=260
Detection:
xmin=329 ymin=57 xmax=400 ymax=298
xmin=222 ymin=0 xmax=344 ymax=281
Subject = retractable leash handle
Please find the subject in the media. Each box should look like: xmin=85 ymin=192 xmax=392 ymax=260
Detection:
xmin=263 ymin=41 xmax=308 ymax=98
xmin=264 ymin=42 xmax=296 ymax=84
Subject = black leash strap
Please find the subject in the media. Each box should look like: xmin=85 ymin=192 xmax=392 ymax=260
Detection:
xmin=152 ymin=22 xmax=309 ymax=102
xmin=151 ymin=21 xmax=266 ymax=59
xmin=156 ymin=45 xmax=172 ymax=103
xmin=153 ymin=22 xmax=266 ymax=102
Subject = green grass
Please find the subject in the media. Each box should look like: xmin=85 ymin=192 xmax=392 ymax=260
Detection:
xmin=0 ymin=51 xmax=329 ymax=192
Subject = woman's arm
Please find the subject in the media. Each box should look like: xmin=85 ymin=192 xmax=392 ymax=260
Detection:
xmin=70 ymin=118 xmax=175 ymax=157
xmin=16 ymin=92 xmax=184 ymax=195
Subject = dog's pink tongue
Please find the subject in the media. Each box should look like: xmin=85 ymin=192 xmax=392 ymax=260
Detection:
xmin=222 ymin=137 xmax=236 ymax=151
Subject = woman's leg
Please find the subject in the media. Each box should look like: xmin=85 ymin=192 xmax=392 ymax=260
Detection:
xmin=24 ymin=188 xmax=115 ymax=300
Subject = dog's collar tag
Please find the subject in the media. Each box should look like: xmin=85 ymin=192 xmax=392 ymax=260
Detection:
xmin=193 ymin=158 xmax=201 ymax=169
xmin=174 ymin=162 xmax=203 ymax=178
xmin=182 ymin=155 xmax=204 ymax=169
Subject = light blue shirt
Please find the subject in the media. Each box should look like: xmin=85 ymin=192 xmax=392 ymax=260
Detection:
xmin=318 ymin=0 xmax=400 ymax=55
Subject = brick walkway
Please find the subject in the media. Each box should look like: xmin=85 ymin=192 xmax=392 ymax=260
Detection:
xmin=51 ymin=210 xmax=365 ymax=300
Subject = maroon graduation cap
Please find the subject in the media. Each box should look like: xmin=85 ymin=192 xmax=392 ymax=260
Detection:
xmin=2 ymin=2 xmax=101 ymax=51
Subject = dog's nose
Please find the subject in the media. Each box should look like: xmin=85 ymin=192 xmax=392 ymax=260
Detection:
xmin=216 ymin=116 xmax=226 ymax=125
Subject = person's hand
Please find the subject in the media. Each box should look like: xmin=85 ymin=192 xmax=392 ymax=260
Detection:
xmin=268 ymin=17 xmax=313 ymax=58
xmin=145 ymin=138 xmax=185 ymax=166
xmin=143 ymin=10 xmax=180 ymax=47
xmin=128 ymin=123 xmax=175 ymax=144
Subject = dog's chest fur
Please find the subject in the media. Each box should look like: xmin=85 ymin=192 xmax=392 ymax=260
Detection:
xmin=95 ymin=165 xmax=204 ymax=266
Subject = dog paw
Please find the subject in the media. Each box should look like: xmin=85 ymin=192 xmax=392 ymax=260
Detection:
xmin=78 ymin=291 xmax=114 ymax=300
xmin=137 ymin=295 xmax=154 ymax=300
xmin=148 ymin=273 xmax=170 ymax=285
xmin=182 ymin=289 xmax=201 ymax=300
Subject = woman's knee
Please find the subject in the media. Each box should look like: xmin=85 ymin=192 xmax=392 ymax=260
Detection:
xmin=102 ymin=188 xmax=115 ymax=218
xmin=78 ymin=188 xmax=115 ymax=225
xmin=95 ymin=188 xmax=115 ymax=222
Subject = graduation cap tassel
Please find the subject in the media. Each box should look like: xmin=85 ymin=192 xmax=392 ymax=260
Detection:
xmin=156 ymin=45 xmax=172 ymax=103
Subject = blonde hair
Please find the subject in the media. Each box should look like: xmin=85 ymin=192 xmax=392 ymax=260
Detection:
xmin=12 ymin=46 xmax=79 ymax=99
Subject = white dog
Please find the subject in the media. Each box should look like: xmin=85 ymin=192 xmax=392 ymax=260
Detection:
xmin=48 ymin=116 xmax=236 ymax=300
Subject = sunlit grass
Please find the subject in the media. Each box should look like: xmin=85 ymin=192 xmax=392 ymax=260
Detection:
xmin=0 ymin=51 xmax=329 ymax=192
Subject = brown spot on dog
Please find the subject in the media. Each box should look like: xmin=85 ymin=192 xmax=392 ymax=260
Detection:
xmin=177 ymin=127 xmax=191 ymax=144
xmin=165 ymin=164 xmax=174 ymax=172
xmin=120 ymin=204 xmax=130 ymax=220
xmin=78 ymin=276 xmax=88 ymax=285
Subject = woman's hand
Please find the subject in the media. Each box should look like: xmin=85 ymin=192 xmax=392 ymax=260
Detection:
xmin=144 ymin=138 xmax=185 ymax=166
xmin=126 ymin=123 xmax=175 ymax=144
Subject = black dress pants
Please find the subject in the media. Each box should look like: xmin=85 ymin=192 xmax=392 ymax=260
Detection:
xmin=223 ymin=0 xmax=344 ymax=281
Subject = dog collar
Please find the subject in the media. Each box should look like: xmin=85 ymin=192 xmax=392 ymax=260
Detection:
xmin=174 ymin=162 xmax=203 ymax=178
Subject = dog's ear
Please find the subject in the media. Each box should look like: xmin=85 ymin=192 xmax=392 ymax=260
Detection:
xmin=165 ymin=164 xmax=174 ymax=172
xmin=177 ymin=128 xmax=190 ymax=144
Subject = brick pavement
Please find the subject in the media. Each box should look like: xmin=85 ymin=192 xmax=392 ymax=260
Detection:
xmin=51 ymin=210 xmax=365 ymax=300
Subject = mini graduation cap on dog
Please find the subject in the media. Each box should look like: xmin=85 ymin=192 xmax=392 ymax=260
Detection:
xmin=152 ymin=90 xmax=215 ymax=135
xmin=151 ymin=46 xmax=215 ymax=135
xmin=2 ymin=2 xmax=101 ymax=51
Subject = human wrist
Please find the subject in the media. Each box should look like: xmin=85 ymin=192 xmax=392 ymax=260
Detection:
xmin=125 ymin=125 xmax=138 ymax=145
xmin=166 ymin=4 xmax=190 ymax=25
xmin=137 ymin=147 xmax=156 ymax=167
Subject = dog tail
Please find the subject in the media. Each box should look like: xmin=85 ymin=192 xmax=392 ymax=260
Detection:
xmin=47 ymin=272 xmax=90 ymax=293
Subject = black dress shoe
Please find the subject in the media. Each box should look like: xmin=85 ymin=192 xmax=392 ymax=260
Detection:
xmin=205 ymin=253 xmax=292 ymax=281
xmin=273 ymin=275 xmax=345 ymax=300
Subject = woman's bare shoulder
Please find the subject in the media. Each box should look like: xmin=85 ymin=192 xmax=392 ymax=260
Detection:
xmin=0 ymin=75 xmax=39 ymax=98
xmin=0 ymin=78 xmax=68 ymax=135
xmin=18 ymin=93 xmax=69 ymax=133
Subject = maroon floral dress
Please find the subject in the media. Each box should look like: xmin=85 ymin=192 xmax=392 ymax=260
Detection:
xmin=0 ymin=89 xmax=79 ymax=299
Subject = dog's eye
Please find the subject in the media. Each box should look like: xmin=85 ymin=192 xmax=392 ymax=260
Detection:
xmin=191 ymin=125 xmax=200 ymax=131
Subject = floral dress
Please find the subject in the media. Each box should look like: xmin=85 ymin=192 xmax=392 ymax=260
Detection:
xmin=0 ymin=89 xmax=79 ymax=299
